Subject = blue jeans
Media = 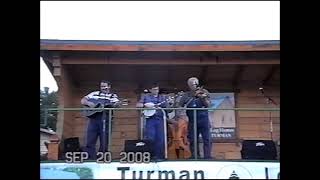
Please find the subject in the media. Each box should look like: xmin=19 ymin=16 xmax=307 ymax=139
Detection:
xmin=187 ymin=116 xmax=212 ymax=159
xmin=144 ymin=116 xmax=165 ymax=159
xmin=85 ymin=113 xmax=109 ymax=159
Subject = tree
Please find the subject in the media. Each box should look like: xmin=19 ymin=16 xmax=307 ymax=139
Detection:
xmin=40 ymin=87 xmax=58 ymax=131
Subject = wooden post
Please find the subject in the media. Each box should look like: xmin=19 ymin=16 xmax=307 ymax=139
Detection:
xmin=47 ymin=134 xmax=60 ymax=160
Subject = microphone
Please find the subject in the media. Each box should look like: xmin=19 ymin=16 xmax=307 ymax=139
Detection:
xmin=259 ymin=87 xmax=264 ymax=94
xmin=259 ymin=87 xmax=277 ymax=105
xmin=259 ymin=87 xmax=270 ymax=104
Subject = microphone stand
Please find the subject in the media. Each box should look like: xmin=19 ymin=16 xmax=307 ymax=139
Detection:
xmin=260 ymin=88 xmax=278 ymax=140
xmin=101 ymin=103 xmax=107 ymax=154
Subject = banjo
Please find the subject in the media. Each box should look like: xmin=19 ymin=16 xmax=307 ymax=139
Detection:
xmin=142 ymin=95 xmax=174 ymax=118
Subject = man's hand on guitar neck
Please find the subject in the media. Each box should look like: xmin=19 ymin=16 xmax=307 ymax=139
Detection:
xmin=113 ymin=101 xmax=122 ymax=107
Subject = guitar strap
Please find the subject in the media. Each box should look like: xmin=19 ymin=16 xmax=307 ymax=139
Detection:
xmin=157 ymin=95 xmax=161 ymax=104
xmin=98 ymin=91 xmax=105 ymax=101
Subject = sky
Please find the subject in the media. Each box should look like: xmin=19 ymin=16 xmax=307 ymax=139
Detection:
xmin=40 ymin=1 xmax=280 ymax=92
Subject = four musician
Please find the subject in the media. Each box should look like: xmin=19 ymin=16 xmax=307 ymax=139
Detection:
xmin=81 ymin=78 xmax=212 ymax=160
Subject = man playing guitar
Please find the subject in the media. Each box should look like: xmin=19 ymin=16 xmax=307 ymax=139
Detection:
xmin=81 ymin=80 xmax=121 ymax=159
xmin=136 ymin=83 xmax=171 ymax=160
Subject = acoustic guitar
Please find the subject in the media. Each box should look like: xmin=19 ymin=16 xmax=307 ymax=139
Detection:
xmin=82 ymin=98 xmax=128 ymax=118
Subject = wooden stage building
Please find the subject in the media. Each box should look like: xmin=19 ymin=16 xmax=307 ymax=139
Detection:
xmin=40 ymin=39 xmax=280 ymax=160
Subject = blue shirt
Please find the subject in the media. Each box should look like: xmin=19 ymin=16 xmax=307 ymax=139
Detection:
xmin=179 ymin=90 xmax=211 ymax=121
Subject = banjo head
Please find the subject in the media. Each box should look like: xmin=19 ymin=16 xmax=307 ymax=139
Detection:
xmin=143 ymin=109 xmax=156 ymax=117
xmin=143 ymin=102 xmax=156 ymax=117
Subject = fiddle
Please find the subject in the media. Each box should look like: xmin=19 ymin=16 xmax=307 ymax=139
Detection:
xmin=194 ymin=86 xmax=209 ymax=98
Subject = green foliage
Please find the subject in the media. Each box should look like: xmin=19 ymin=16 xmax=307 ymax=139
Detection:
xmin=40 ymin=87 xmax=58 ymax=131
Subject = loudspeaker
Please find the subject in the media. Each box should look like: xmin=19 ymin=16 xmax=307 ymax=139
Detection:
xmin=241 ymin=140 xmax=277 ymax=160
xmin=64 ymin=137 xmax=81 ymax=153
xmin=124 ymin=139 xmax=154 ymax=156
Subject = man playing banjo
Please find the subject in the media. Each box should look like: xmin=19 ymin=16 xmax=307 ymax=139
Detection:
xmin=136 ymin=83 xmax=171 ymax=160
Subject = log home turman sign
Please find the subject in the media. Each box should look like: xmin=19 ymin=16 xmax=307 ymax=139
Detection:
xmin=209 ymin=93 xmax=236 ymax=140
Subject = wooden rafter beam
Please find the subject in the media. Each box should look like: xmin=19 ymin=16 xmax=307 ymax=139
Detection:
xmin=232 ymin=65 xmax=245 ymax=89
xmin=262 ymin=65 xmax=279 ymax=86
xmin=60 ymin=57 xmax=279 ymax=65
xmin=199 ymin=65 xmax=209 ymax=86
xmin=40 ymin=41 xmax=280 ymax=52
